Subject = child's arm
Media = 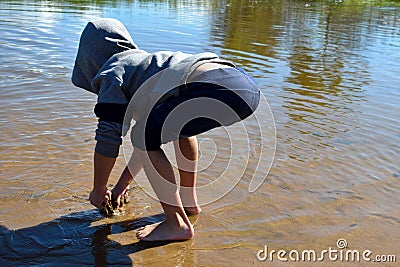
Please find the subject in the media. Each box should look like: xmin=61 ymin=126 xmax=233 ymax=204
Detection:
xmin=89 ymin=151 xmax=116 ymax=208
xmin=89 ymin=77 xmax=127 ymax=209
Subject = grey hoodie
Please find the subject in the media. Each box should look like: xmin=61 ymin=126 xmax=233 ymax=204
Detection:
xmin=72 ymin=18 xmax=233 ymax=157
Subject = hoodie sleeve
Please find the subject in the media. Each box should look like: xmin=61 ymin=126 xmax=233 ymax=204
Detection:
xmin=93 ymin=74 xmax=129 ymax=158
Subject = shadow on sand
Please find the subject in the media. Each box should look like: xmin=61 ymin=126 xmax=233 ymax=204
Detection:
xmin=0 ymin=210 xmax=188 ymax=266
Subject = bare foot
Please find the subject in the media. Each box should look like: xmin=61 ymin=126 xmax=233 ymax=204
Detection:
xmin=136 ymin=219 xmax=194 ymax=241
xmin=180 ymin=191 xmax=201 ymax=215
xmin=184 ymin=206 xmax=202 ymax=215
xmin=135 ymin=222 xmax=161 ymax=238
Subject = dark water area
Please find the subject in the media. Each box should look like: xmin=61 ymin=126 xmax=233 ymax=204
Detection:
xmin=1 ymin=0 xmax=399 ymax=266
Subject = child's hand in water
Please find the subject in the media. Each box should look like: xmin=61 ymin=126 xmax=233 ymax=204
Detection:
xmin=111 ymin=186 xmax=130 ymax=209
xmin=89 ymin=189 xmax=112 ymax=214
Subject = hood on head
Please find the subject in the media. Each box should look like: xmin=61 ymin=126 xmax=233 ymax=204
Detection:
xmin=71 ymin=18 xmax=138 ymax=93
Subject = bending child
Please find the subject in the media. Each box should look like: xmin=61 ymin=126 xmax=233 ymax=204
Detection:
xmin=72 ymin=18 xmax=259 ymax=242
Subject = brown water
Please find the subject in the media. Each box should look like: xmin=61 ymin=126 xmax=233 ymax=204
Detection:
xmin=1 ymin=0 xmax=399 ymax=266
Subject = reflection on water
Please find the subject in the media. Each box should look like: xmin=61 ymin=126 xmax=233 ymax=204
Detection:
xmin=1 ymin=0 xmax=399 ymax=266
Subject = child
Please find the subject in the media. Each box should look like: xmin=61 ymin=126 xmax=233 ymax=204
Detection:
xmin=72 ymin=18 xmax=259 ymax=241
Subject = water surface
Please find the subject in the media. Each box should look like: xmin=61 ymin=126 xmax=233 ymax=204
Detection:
xmin=0 ymin=0 xmax=399 ymax=266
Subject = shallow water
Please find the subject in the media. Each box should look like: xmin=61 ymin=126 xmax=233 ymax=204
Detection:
xmin=1 ymin=0 xmax=399 ymax=266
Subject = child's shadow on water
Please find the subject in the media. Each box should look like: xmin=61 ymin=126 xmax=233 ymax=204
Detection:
xmin=0 ymin=210 xmax=191 ymax=266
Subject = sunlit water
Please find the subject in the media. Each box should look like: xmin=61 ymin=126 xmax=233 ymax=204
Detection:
xmin=1 ymin=1 xmax=399 ymax=266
